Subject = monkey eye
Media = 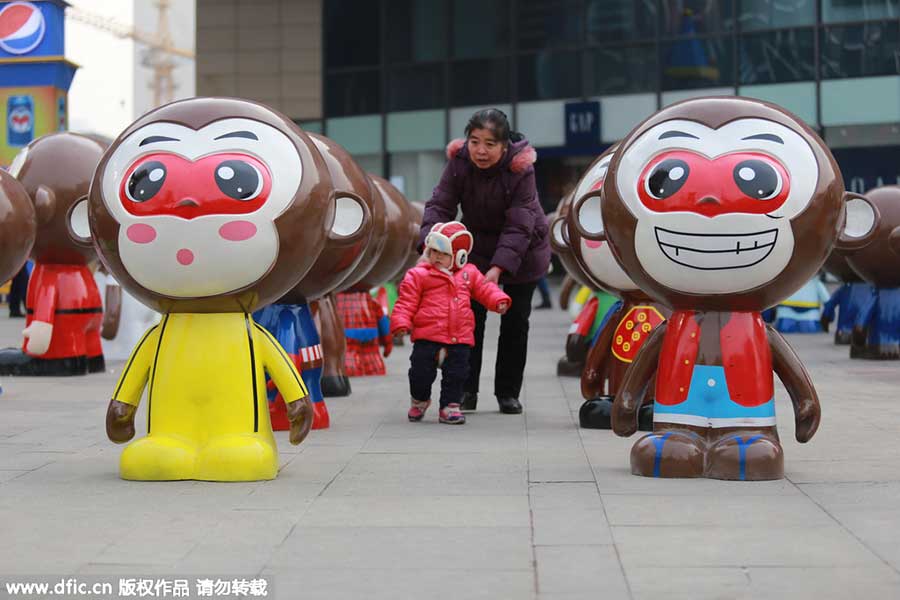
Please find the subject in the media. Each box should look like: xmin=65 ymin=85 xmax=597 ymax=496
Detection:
xmin=126 ymin=161 xmax=167 ymax=203
xmin=733 ymin=160 xmax=781 ymax=200
xmin=215 ymin=159 xmax=263 ymax=201
xmin=646 ymin=158 xmax=689 ymax=200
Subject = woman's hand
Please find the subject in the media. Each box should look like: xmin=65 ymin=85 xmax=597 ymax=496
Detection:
xmin=485 ymin=266 xmax=504 ymax=284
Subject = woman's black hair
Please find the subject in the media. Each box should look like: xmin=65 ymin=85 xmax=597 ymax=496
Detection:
xmin=465 ymin=108 xmax=524 ymax=144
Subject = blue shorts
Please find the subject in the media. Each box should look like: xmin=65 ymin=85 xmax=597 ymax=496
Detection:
xmin=654 ymin=365 xmax=776 ymax=428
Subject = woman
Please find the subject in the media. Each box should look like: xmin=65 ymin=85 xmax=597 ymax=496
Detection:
xmin=419 ymin=108 xmax=551 ymax=414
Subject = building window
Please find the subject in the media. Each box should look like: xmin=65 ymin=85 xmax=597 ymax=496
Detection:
xmin=388 ymin=64 xmax=445 ymax=111
xmin=450 ymin=58 xmax=511 ymax=105
xmin=386 ymin=0 xmax=448 ymax=63
xmin=518 ymin=50 xmax=581 ymax=100
xmin=821 ymin=22 xmax=900 ymax=78
xmin=739 ymin=28 xmax=815 ymax=84
xmin=738 ymin=0 xmax=816 ymax=30
xmin=452 ymin=0 xmax=510 ymax=59
xmin=661 ymin=36 xmax=735 ymax=89
xmin=822 ymin=0 xmax=900 ymax=23
xmin=326 ymin=70 xmax=381 ymax=117
xmin=662 ymin=0 xmax=736 ymax=37
xmin=583 ymin=44 xmax=658 ymax=94
xmin=585 ymin=0 xmax=657 ymax=42
xmin=324 ymin=0 xmax=381 ymax=68
xmin=516 ymin=0 xmax=581 ymax=49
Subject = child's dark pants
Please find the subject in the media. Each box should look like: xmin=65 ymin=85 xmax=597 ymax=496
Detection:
xmin=409 ymin=340 xmax=471 ymax=408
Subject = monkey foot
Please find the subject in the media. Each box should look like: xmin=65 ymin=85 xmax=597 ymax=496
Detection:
xmin=194 ymin=434 xmax=278 ymax=482
xmin=706 ymin=433 xmax=783 ymax=481
xmin=321 ymin=375 xmax=351 ymax=397
xmin=834 ymin=331 xmax=852 ymax=345
xmin=0 ymin=349 xmax=88 ymax=376
xmin=579 ymin=396 xmax=614 ymax=429
xmin=630 ymin=430 xmax=705 ymax=478
xmin=120 ymin=435 xmax=198 ymax=481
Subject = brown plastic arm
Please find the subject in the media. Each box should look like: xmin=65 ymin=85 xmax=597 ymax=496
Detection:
xmin=286 ymin=396 xmax=314 ymax=445
xmin=767 ymin=325 xmax=820 ymax=443
xmin=559 ymin=275 xmax=577 ymax=311
xmin=101 ymin=283 xmax=122 ymax=340
xmin=580 ymin=306 xmax=622 ymax=399
xmin=611 ymin=322 xmax=667 ymax=437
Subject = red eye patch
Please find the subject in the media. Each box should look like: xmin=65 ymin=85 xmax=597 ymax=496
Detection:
xmin=119 ymin=152 xmax=272 ymax=219
xmin=636 ymin=150 xmax=790 ymax=217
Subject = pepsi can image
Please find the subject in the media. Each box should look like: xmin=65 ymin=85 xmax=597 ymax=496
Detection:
xmin=7 ymin=94 xmax=34 ymax=147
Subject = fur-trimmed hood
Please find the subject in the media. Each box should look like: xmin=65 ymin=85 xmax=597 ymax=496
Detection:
xmin=445 ymin=137 xmax=537 ymax=174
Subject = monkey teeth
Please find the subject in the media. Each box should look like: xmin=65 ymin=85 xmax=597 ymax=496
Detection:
xmin=654 ymin=227 xmax=778 ymax=270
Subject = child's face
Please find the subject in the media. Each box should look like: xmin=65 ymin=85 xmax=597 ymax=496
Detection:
xmin=428 ymin=249 xmax=453 ymax=269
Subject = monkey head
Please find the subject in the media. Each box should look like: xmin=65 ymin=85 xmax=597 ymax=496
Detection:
xmin=575 ymin=97 xmax=878 ymax=311
xmin=0 ymin=169 xmax=36 ymax=282
xmin=845 ymin=186 xmax=900 ymax=287
xmin=549 ymin=191 xmax=593 ymax=289
xmin=566 ymin=144 xmax=647 ymax=299
xmin=396 ymin=201 xmax=424 ymax=277
xmin=279 ymin=133 xmax=374 ymax=303
xmin=823 ymin=249 xmax=862 ymax=284
xmin=351 ymin=175 xmax=414 ymax=290
xmin=72 ymin=97 xmax=344 ymax=313
xmin=9 ymin=132 xmax=107 ymax=265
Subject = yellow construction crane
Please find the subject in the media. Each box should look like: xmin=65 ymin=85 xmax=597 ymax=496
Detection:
xmin=66 ymin=0 xmax=195 ymax=107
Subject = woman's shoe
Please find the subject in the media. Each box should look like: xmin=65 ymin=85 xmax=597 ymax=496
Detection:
xmin=497 ymin=397 xmax=522 ymax=414
xmin=460 ymin=392 xmax=478 ymax=411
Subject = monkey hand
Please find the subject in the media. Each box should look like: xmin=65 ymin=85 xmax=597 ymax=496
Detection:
xmin=381 ymin=336 xmax=394 ymax=358
xmin=794 ymin=397 xmax=820 ymax=443
xmin=106 ymin=400 xmax=137 ymax=443
xmin=22 ymin=320 xmax=53 ymax=356
xmin=286 ymin=396 xmax=314 ymax=445
xmin=819 ymin=315 xmax=830 ymax=333
xmin=611 ymin=393 xmax=639 ymax=438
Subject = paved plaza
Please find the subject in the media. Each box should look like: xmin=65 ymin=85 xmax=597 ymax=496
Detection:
xmin=1 ymin=301 xmax=900 ymax=600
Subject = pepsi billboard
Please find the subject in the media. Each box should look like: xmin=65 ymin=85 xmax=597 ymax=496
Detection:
xmin=0 ymin=1 xmax=65 ymax=59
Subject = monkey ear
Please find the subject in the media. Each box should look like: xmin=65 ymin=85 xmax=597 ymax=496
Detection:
xmin=329 ymin=191 xmax=370 ymax=241
xmin=549 ymin=215 xmax=570 ymax=254
xmin=66 ymin=196 xmax=93 ymax=248
xmin=34 ymin=184 xmax=56 ymax=226
xmin=835 ymin=192 xmax=879 ymax=252
xmin=572 ymin=189 xmax=606 ymax=242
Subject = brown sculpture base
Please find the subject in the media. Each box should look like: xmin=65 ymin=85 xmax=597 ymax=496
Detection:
xmin=556 ymin=357 xmax=583 ymax=377
xmin=629 ymin=424 xmax=784 ymax=481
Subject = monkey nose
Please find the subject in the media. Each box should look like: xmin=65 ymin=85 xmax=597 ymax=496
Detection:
xmin=697 ymin=196 xmax=721 ymax=205
xmin=177 ymin=198 xmax=200 ymax=207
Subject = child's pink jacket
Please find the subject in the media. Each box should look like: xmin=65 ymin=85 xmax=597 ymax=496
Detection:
xmin=390 ymin=262 xmax=511 ymax=346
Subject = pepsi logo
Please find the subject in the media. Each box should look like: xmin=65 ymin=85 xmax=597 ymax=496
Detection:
xmin=8 ymin=106 xmax=31 ymax=133
xmin=0 ymin=2 xmax=46 ymax=55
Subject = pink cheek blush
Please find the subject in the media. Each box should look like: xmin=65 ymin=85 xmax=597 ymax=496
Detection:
xmin=176 ymin=249 xmax=194 ymax=266
xmin=585 ymin=239 xmax=604 ymax=249
xmin=219 ymin=220 xmax=257 ymax=242
xmin=126 ymin=224 xmax=157 ymax=244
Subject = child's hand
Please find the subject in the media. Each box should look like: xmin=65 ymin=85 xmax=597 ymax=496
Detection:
xmin=497 ymin=301 xmax=509 ymax=314
xmin=394 ymin=327 xmax=409 ymax=338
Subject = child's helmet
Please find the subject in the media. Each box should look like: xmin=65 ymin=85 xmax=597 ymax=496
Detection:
xmin=425 ymin=221 xmax=474 ymax=270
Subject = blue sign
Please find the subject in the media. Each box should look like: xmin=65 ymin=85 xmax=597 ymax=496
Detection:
xmin=565 ymin=101 xmax=601 ymax=148
xmin=0 ymin=1 xmax=65 ymax=59
xmin=832 ymin=146 xmax=900 ymax=194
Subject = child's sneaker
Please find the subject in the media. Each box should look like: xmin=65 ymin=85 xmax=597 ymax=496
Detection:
xmin=439 ymin=403 xmax=466 ymax=424
xmin=408 ymin=399 xmax=431 ymax=422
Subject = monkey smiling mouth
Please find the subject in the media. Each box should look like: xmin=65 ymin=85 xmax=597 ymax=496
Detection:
xmin=654 ymin=227 xmax=778 ymax=270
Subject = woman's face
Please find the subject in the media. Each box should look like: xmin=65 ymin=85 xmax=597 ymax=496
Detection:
xmin=467 ymin=128 xmax=505 ymax=170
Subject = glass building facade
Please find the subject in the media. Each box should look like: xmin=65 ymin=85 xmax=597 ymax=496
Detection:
xmin=314 ymin=0 xmax=900 ymax=205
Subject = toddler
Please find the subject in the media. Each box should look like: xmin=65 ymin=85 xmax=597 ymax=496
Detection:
xmin=391 ymin=222 xmax=510 ymax=424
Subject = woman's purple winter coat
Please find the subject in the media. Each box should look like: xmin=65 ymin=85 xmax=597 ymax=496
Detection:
xmin=419 ymin=137 xmax=551 ymax=285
